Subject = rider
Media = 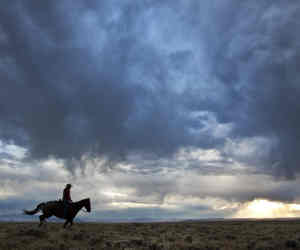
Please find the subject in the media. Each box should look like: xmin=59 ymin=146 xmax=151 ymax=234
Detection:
xmin=63 ymin=184 xmax=72 ymax=218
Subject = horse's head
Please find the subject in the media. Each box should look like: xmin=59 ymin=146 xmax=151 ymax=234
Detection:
xmin=84 ymin=198 xmax=91 ymax=212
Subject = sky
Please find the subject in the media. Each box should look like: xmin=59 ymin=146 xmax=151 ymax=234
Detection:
xmin=1 ymin=0 xmax=300 ymax=221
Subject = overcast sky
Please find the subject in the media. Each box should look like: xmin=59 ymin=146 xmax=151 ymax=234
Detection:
xmin=1 ymin=0 xmax=300 ymax=221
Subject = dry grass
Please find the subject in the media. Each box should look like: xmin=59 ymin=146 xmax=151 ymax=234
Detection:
xmin=1 ymin=220 xmax=300 ymax=249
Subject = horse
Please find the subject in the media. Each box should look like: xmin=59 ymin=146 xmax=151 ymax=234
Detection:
xmin=24 ymin=198 xmax=91 ymax=228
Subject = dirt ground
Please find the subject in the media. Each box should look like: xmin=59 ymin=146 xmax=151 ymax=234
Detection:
xmin=1 ymin=220 xmax=300 ymax=249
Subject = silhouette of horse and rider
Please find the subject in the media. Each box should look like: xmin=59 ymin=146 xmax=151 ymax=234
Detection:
xmin=24 ymin=184 xmax=91 ymax=228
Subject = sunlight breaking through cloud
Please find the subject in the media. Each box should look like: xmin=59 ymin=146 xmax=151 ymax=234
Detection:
xmin=234 ymin=199 xmax=300 ymax=219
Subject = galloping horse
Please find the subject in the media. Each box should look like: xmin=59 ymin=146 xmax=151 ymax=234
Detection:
xmin=24 ymin=198 xmax=91 ymax=228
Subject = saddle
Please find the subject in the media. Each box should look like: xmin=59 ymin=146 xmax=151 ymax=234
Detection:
xmin=47 ymin=200 xmax=63 ymax=205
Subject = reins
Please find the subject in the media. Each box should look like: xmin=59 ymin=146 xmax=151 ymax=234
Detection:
xmin=80 ymin=207 xmax=89 ymax=213
xmin=78 ymin=199 xmax=90 ymax=213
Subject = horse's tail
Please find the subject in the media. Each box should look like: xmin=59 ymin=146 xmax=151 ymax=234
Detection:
xmin=23 ymin=203 xmax=45 ymax=215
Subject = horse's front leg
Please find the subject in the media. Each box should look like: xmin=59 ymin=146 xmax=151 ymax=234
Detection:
xmin=63 ymin=220 xmax=69 ymax=228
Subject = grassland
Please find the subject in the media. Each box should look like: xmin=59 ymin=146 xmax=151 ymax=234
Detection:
xmin=1 ymin=220 xmax=300 ymax=249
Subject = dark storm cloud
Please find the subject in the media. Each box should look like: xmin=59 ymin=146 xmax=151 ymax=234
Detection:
xmin=180 ymin=1 xmax=300 ymax=177
xmin=222 ymin=2 xmax=300 ymax=178
xmin=0 ymin=0 xmax=193 ymax=163
xmin=1 ymin=0 xmax=300 ymax=178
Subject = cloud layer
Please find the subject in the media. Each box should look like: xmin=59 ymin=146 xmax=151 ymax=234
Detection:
xmin=1 ymin=0 xmax=300 ymax=220
xmin=1 ymin=1 xmax=300 ymax=176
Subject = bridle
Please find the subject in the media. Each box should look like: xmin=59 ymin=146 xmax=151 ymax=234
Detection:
xmin=80 ymin=201 xmax=90 ymax=213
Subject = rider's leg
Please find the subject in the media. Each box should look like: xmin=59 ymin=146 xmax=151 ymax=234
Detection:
xmin=63 ymin=201 xmax=69 ymax=218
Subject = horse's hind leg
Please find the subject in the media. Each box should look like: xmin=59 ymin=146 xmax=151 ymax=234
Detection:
xmin=39 ymin=214 xmax=45 ymax=227
xmin=39 ymin=213 xmax=51 ymax=227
